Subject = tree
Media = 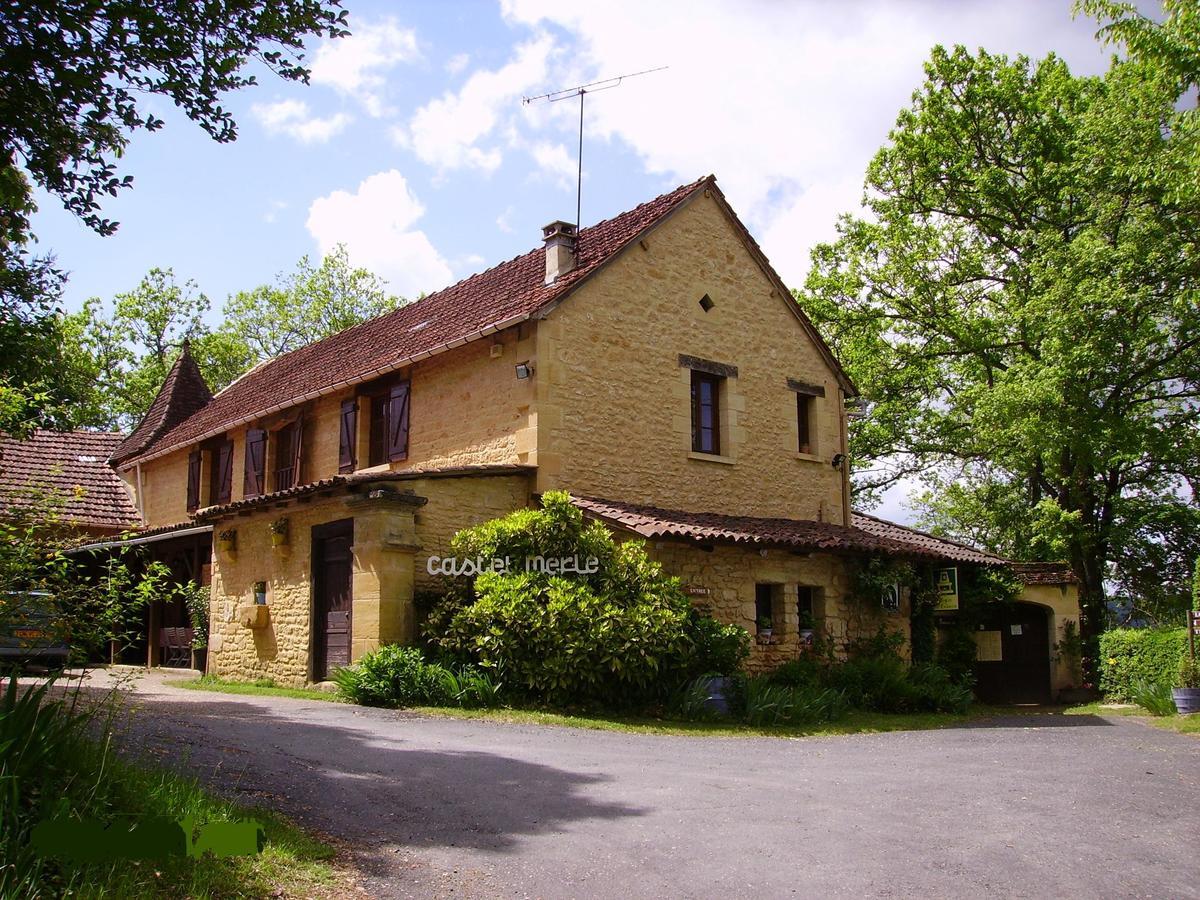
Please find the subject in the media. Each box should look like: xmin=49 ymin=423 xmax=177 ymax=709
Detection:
xmin=0 ymin=0 xmax=348 ymax=432
xmin=801 ymin=11 xmax=1200 ymax=661
xmin=66 ymin=250 xmax=400 ymax=430
xmin=221 ymin=245 xmax=397 ymax=359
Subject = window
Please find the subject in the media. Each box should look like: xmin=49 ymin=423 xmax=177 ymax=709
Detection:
xmin=797 ymin=393 xmax=815 ymax=454
xmin=186 ymin=450 xmax=201 ymax=512
xmin=691 ymin=370 xmax=722 ymax=455
xmin=755 ymin=584 xmax=775 ymax=634
xmin=243 ymin=428 xmax=267 ymax=498
xmin=338 ymin=399 xmax=357 ymax=473
xmin=797 ymin=586 xmax=815 ymax=629
xmin=273 ymin=419 xmax=303 ymax=491
xmin=368 ymin=381 xmax=410 ymax=466
xmin=208 ymin=439 xmax=233 ymax=506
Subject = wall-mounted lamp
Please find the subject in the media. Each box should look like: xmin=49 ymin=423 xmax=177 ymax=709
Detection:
xmin=831 ymin=453 xmax=846 ymax=470
xmin=515 ymin=362 xmax=535 ymax=379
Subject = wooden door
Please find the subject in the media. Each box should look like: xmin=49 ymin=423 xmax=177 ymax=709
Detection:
xmin=972 ymin=602 xmax=1051 ymax=705
xmin=312 ymin=519 xmax=353 ymax=681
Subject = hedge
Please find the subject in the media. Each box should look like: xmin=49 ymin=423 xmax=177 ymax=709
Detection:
xmin=1098 ymin=628 xmax=1189 ymax=701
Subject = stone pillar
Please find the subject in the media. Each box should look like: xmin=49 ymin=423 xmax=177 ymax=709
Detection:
xmin=345 ymin=488 xmax=425 ymax=661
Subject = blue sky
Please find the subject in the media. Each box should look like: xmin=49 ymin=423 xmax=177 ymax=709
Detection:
xmin=28 ymin=0 xmax=1140 ymax=518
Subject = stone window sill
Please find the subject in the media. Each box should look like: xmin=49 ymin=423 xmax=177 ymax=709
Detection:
xmin=794 ymin=452 xmax=824 ymax=464
xmin=688 ymin=451 xmax=735 ymax=465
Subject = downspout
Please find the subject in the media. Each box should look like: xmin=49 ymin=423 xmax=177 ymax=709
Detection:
xmin=840 ymin=390 xmax=851 ymax=527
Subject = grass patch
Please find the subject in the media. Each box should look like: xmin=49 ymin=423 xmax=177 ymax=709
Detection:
xmin=168 ymin=675 xmax=342 ymax=703
xmin=2 ymin=675 xmax=352 ymax=898
xmin=406 ymin=704 xmax=989 ymax=738
xmin=1065 ymin=701 xmax=1200 ymax=736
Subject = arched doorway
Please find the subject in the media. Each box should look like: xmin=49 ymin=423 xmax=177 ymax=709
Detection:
xmin=972 ymin=602 xmax=1052 ymax=705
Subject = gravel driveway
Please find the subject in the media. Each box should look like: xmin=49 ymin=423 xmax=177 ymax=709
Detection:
xmin=87 ymin=670 xmax=1200 ymax=899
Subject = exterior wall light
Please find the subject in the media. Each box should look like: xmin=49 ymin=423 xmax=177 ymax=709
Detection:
xmin=515 ymin=362 xmax=534 ymax=379
xmin=831 ymin=453 xmax=846 ymax=470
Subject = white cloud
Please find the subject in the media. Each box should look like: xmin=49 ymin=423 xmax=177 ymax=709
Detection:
xmin=310 ymin=18 xmax=420 ymax=116
xmin=263 ymin=199 xmax=289 ymax=224
xmin=446 ymin=52 xmax=471 ymax=75
xmin=499 ymin=0 xmax=1116 ymax=285
xmin=529 ymin=141 xmax=576 ymax=188
xmin=306 ymin=171 xmax=453 ymax=297
xmin=398 ymin=35 xmax=555 ymax=172
xmin=251 ymin=99 xmax=351 ymax=144
xmin=495 ymin=205 xmax=515 ymax=233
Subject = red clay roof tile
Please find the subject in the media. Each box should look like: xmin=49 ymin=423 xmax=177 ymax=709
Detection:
xmin=850 ymin=511 xmax=1005 ymax=565
xmin=1 ymin=430 xmax=140 ymax=530
xmin=111 ymin=343 xmax=213 ymax=465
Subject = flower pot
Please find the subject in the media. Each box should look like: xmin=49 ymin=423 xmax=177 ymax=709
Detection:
xmin=271 ymin=533 xmax=288 ymax=547
xmin=1172 ymin=687 xmax=1200 ymax=715
xmin=699 ymin=675 xmax=735 ymax=717
xmin=757 ymin=628 xmax=773 ymax=643
xmin=799 ymin=628 xmax=815 ymax=649
xmin=218 ymin=539 xmax=235 ymax=553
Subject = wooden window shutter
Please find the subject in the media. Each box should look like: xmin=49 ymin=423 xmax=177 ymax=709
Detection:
xmin=338 ymin=400 xmax=357 ymax=473
xmin=386 ymin=382 xmax=409 ymax=462
xmin=243 ymin=428 xmax=266 ymax=497
xmin=290 ymin=417 xmax=304 ymax=487
xmin=217 ymin=441 xmax=232 ymax=508
xmin=186 ymin=450 xmax=201 ymax=512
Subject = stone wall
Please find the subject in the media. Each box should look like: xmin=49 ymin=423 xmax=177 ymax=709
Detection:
xmin=536 ymin=190 xmax=850 ymax=522
xmin=645 ymin=540 xmax=908 ymax=673
xmin=205 ymin=472 xmax=532 ymax=686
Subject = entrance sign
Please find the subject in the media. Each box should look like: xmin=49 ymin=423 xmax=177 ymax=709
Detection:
xmin=934 ymin=567 xmax=959 ymax=611
xmin=425 ymin=555 xmax=600 ymax=578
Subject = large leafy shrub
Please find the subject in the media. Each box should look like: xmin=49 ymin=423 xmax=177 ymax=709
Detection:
xmin=1098 ymin=628 xmax=1187 ymax=701
xmin=333 ymin=645 xmax=450 ymax=708
xmin=425 ymin=491 xmax=748 ymax=707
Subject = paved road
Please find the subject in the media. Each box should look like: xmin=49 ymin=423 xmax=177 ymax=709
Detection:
xmin=89 ymin=671 xmax=1199 ymax=899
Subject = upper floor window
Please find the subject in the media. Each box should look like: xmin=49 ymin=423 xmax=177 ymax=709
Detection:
xmin=368 ymin=381 xmax=410 ymax=466
xmin=797 ymin=394 xmax=815 ymax=455
xmin=186 ymin=450 xmax=201 ymax=512
xmin=243 ymin=428 xmax=267 ymax=498
xmin=338 ymin=399 xmax=357 ymax=474
xmin=273 ymin=419 xmax=303 ymax=492
xmin=690 ymin=370 xmax=722 ymax=455
xmin=209 ymin=438 xmax=233 ymax=506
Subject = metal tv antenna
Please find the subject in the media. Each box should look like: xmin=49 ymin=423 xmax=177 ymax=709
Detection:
xmin=523 ymin=66 xmax=667 ymax=233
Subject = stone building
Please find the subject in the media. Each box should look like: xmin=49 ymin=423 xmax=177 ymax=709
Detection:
xmin=67 ymin=175 xmax=1080 ymax=701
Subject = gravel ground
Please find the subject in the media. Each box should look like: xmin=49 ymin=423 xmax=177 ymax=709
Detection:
xmin=74 ymin=669 xmax=1200 ymax=899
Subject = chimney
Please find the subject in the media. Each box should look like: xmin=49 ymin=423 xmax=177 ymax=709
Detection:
xmin=542 ymin=220 xmax=577 ymax=284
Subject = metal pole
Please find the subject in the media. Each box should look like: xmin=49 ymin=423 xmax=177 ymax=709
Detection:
xmin=576 ymin=89 xmax=585 ymax=231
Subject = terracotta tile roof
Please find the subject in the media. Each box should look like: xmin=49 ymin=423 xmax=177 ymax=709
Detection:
xmin=850 ymin=511 xmax=1005 ymax=565
xmin=121 ymin=177 xmax=718 ymax=466
xmin=571 ymin=495 xmax=956 ymax=558
xmin=1010 ymin=561 xmax=1078 ymax=585
xmin=195 ymin=464 xmax=536 ymax=520
xmin=110 ymin=343 xmax=213 ymax=465
xmin=0 ymin=430 xmax=140 ymax=530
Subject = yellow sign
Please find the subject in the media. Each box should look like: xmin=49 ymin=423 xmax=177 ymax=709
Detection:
xmin=935 ymin=567 xmax=959 ymax=611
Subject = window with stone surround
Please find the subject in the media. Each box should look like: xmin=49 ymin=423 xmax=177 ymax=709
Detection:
xmin=797 ymin=393 xmax=815 ymax=454
xmin=755 ymin=583 xmax=778 ymax=635
xmin=691 ymin=370 xmax=723 ymax=455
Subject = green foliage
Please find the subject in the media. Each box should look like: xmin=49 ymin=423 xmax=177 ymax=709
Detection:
xmin=936 ymin=627 xmax=980 ymax=686
xmin=740 ymin=678 xmax=848 ymax=727
xmin=801 ymin=10 xmax=1200 ymax=648
xmin=425 ymin=491 xmax=749 ymax=707
xmin=181 ymin=583 xmax=211 ymax=650
xmin=1098 ymin=628 xmax=1188 ymax=701
xmin=1177 ymin=656 xmax=1200 ymax=690
xmin=64 ymin=250 xmax=402 ymax=429
xmin=1129 ymin=679 xmax=1177 ymax=717
xmin=332 ymin=645 xmax=451 ymax=709
xmin=1054 ymin=620 xmax=1085 ymax=686
xmin=908 ymin=582 xmax=938 ymax=664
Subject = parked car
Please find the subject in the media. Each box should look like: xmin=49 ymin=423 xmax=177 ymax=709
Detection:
xmin=0 ymin=591 xmax=70 ymax=671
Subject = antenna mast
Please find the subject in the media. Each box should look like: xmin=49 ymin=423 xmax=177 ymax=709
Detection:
xmin=523 ymin=66 xmax=667 ymax=232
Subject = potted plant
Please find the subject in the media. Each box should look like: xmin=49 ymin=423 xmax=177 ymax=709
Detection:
xmin=1172 ymin=656 xmax=1200 ymax=715
xmin=217 ymin=528 xmax=237 ymax=553
xmin=270 ymin=516 xmax=289 ymax=547
xmin=757 ymin=615 xmax=774 ymax=642
xmin=798 ymin=613 xmax=816 ymax=650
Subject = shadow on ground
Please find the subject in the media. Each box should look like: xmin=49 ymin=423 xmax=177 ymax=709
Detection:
xmin=95 ymin=690 xmax=645 ymax=856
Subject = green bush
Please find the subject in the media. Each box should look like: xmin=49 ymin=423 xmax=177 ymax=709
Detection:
xmin=426 ymin=491 xmax=749 ymax=707
xmin=333 ymin=645 xmax=451 ymax=708
xmin=767 ymin=656 xmax=827 ymax=689
xmin=1129 ymin=679 xmax=1177 ymax=716
xmin=1178 ymin=656 xmax=1200 ymax=689
xmin=740 ymin=676 xmax=847 ymax=727
xmin=1098 ymin=628 xmax=1188 ymax=701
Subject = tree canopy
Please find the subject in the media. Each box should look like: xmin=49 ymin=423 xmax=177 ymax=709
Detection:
xmin=66 ymin=248 xmax=400 ymax=431
xmin=801 ymin=4 xmax=1200 ymax=635
xmin=0 ymin=0 xmax=347 ymax=435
